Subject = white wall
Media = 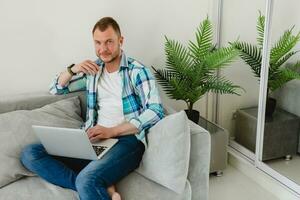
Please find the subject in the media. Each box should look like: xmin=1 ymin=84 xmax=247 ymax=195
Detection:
xmin=0 ymin=0 xmax=214 ymax=115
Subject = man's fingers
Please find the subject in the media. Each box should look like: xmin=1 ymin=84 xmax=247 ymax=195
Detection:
xmin=79 ymin=66 xmax=89 ymax=74
xmin=87 ymin=127 xmax=104 ymax=139
xmin=90 ymin=134 xmax=103 ymax=142
xmin=85 ymin=62 xmax=98 ymax=74
xmin=82 ymin=63 xmax=98 ymax=75
xmin=75 ymin=60 xmax=98 ymax=75
xmin=87 ymin=127 xmax=96 ymax=137
xmin=85 ymin=60 xmax=99 ymax=73
xmin=87 ymin=130 xmax=93 ymax=138
xmin=82 ymin=65 xmax=94 ymax=75
xmin=86 ymin=60 xmax=99 ymax=70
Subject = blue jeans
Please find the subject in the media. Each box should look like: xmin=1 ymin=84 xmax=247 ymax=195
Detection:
xmin=20 ymin=135 xmax=145 ymax=200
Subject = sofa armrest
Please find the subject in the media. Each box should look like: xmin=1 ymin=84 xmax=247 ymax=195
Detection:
xmin=0 ymin=91 xmax=86 ymax=119
xmin=188 ymin=120 xmax=211 ymax=200
xmin=163 ymin=104 xmax=177 ymax=115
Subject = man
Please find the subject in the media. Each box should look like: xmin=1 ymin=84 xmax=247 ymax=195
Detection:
xmin=20 ymin=17 xmax=164 ymax=200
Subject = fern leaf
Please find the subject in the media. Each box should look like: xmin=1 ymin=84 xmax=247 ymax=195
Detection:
xmin=151 ymin=68 xmax=176 ymax=90
xmin=232 ymin=42 xmax=262 ymax=77
xmin=270 ymin=28 xmax=300 ymax=65
xmin=203 ymin=46 xmax=238 ymax=70
xmin=164 ymin=36 xmax=194 ymax=76
xmin=270 ymin=51 xmax=299 ymax=79
xmin=189 ymin=17 xmax=213 ymax=60
xmin=269 ymin=68 xmax=300 ymax=91
xmin=206 ymin=76 xmax=243 ymax=95
xmin=257 ymin=11 xmax=265 ymax=48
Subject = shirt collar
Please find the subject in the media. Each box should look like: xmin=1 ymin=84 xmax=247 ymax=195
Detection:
xmin=119 ymin=51 xmax=129 ymax=69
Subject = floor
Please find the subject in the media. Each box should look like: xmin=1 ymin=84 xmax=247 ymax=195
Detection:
xmin=266 ymin=154 xmax=300 ymax=185
xmin=209 ymin=165 xmax=279 ymax=200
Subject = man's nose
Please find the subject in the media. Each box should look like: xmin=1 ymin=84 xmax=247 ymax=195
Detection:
xmin=98 ymin=44 xmax=108 ymax=53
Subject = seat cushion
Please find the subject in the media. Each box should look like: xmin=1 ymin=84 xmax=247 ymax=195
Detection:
xmin=0 ymin=176 xmax=78 ymax=200
xmin=0 ymin=97 xmax=83 ymax=187
xmin=0 ymin=172 xmax=191 ymax=200
xmin=117 ymin=172 xmax=192 ymax=200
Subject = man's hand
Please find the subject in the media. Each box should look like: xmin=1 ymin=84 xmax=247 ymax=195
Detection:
xmin=72 ymin=60 xmax=99 ymax=75
xmin=87 ymin=125 xmax=116 ymax=142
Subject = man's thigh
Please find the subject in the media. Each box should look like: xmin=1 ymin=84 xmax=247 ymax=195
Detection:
xmin=78 ymin=135 xmax=145 ymax=186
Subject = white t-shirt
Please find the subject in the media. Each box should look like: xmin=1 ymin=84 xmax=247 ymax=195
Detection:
xmin=97 ymin=68 xmax=125 ymax=127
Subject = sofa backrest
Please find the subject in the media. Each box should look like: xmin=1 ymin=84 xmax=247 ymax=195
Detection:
xmin=0 ymin=91 xmax=87 ymax=120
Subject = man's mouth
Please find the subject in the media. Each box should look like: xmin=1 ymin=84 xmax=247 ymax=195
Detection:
xmin=100 ymin=52 xmax=111 ymax=57
xmin=102 ymin=55 xmax=111 ymax=59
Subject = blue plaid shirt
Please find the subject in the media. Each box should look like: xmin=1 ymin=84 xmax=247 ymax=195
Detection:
xmin=49 ymin=52 xmax=164 ymax=142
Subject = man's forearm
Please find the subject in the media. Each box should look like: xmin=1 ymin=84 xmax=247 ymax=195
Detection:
xmin=58 ymin=71 xmax=73 ymax=87
xmin=112 ymin=122 xmax=139 ymax=137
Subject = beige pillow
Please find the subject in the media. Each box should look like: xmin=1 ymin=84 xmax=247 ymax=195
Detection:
xmin=0 ymin=97 xmax=83 ymax=187
xmin=136 ymin=111 xmax=190 ymax=194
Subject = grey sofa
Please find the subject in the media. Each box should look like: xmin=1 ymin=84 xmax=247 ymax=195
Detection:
xmin=0 ymin=91 xmax=210 ymax=200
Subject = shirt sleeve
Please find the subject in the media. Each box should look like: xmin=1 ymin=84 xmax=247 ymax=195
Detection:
xmin=49 ymin=73 xmax=87 ymax=95
xmin=128 ymin=67 xmax=164 ymax=133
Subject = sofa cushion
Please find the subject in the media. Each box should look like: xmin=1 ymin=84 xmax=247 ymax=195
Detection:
xmin=117 ymin=172 xmax=191 ymax=200
xmin=0 ymin=97 xmax=83 ymax=188
xmin=136 ymin=111 xmax=190 ymax=194
xmin=0 ymin=176 xmax=79 ymax=200
xmin=0 ymin=172 xmax=191 ymax=200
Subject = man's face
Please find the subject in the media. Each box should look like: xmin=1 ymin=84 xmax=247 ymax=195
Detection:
xmin=93 ymin=26 xmax=123 ymax=64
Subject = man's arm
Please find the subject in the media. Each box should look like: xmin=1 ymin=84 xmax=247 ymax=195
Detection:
xmin=113 ymin=122 xmax=139 ymax=136
xmin=49 ymin=60 xmax=99 ymax=95
xmin=128 ymin=67 xmax=165 ymax=134
xmin=57 ymin=69 xmax=74 ymax=87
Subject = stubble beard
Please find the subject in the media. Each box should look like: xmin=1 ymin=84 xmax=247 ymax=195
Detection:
xmin=97 ymin=47 xmax=121 ymax=64
xmin=102 ymin=53 xmax=119 ymax=64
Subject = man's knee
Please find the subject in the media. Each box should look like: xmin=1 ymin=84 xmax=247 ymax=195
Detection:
xmin=20 ymin=143 xmax=46 ymax=167
xmin=75 ymin=170 xmax=107 ymax=193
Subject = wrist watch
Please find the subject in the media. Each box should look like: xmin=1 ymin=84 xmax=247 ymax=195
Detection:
xmin=67 ymin=64 xmax=76 ymax=76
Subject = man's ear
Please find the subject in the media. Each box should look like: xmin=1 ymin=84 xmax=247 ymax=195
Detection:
xmin=119 ymin=36 xmax=124 ymax=46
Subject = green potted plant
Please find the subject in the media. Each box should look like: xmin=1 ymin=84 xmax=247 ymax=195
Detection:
xmin=232 ymin=12 xmax=300 ymax=117
xmin=152 ymin=17 xmax=243 ymax=123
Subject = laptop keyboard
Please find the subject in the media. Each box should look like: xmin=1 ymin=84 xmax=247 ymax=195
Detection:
xmin=92 ymin=145 xmax=108 ymax=156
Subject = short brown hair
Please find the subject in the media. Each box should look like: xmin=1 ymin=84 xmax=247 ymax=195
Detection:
xmin=92 ymin=17 xmax=121 ymax=36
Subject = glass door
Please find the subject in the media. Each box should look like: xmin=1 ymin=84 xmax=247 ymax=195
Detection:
xmin=219 ymin=0 xmax=266 ymax=160
xmin=256 ymin=0 xmax=300 ymax=194
xmin=218 ymin=0 xmax=300 ymax=196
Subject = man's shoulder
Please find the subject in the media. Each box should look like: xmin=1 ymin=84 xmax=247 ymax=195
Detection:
xmin=126 ymin=57 xmax=154 ymax=82
xmin=127 ymin=57 xmax=147 ymax=70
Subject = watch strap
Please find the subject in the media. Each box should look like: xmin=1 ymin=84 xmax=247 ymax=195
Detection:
xmin=67 ymin=64 xmax=76 ymax=76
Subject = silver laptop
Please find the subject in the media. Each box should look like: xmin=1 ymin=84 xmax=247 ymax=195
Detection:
xmin=32 ymin=125 xmax=118 ymax=160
